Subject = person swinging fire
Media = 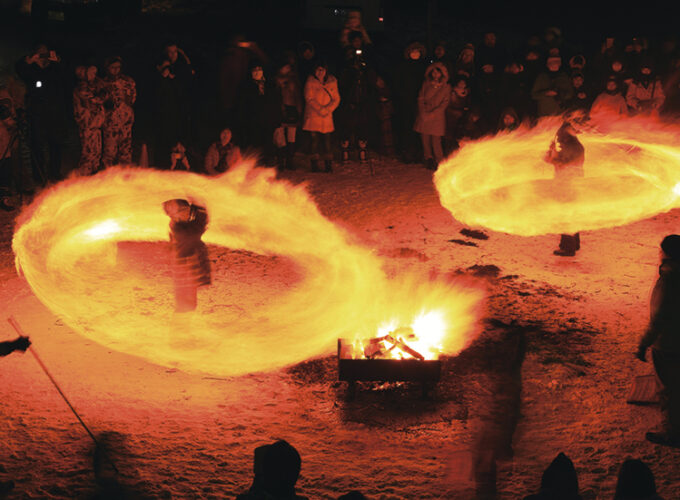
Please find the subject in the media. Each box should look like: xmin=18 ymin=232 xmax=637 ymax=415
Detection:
xmin=162 ymin=199 xmax=212 ymax=312
xmin=544 ymin=111 xmax=585 ymax=257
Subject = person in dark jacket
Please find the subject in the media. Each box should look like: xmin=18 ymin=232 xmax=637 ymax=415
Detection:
xmin=236 ymin=440 xmax=308 ymax=500
xmin=544 ymin=114 xmax=585 ymax=256
xmin=155 ymin=43 xmax=193 ymax=168
xmin=394 ymin=42 xmax=427 ymax=163
xmin=273 ymin=62 xmax=302 ymax=170
xmin=523 ymin=452 xmax=582 ymax=500
xmin=73 ymin=65 xmax=105 ymax=175
xmin=15 ymin=44 xmax=69 ymax=182
xmin=565 ymin=72 xmax=593 ymax=111
xmin=0 ymin=336 xmax=30 ymax=356
xmin=101 ymin=56 xmax=136 ymax=167
xmin=162 ymin=199 xmax=211 ymax=313
xmin=475 ymin=31 xmax=504 ymax=129
xmin=237 ymin=62 xmax=282 ymax=162
xmin=637 ymin=234 xmax=680 ymax=447
xmin=531 ymin=51 xmax=574 ymax=117
xmin=338 ymin=36 xmax=376 ymax=164
xmin=501 ymin=58 xmax=531 ymax=119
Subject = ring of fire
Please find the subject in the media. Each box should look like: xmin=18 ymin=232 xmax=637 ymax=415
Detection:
xmin=434 ymin=114 xmax=680 ymax=236
xmin=12 ymin=164 xmax=482 ymax=376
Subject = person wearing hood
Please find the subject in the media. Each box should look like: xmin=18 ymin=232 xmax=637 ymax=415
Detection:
xmin=414 ymin=62 xmax=450 ymax=170
xmin=637 ymin=235 xmax=680 ymax=448
xmin=591 ymin=75 xmax=628 ymax=116
xmin=454 ymin=43 xmax=475 ymax=80
xmin=614 ymin=458 xmax=663 ymax=500
xmin=523 ymin=452 xmax=582 ymax=500
xmin=445 ymin=76 xmax=471 ymax=152
xmin=497 ymin=107 xmax=520 ymax=133
xmin=302 ymin=60 xmax=340 ymax=173
xmin=531 ymin=51 xmax=574 ymax=117
xmin=394 ymin=42 xmax=427 ymax=163
xmin=626 ymin=62 xmax=665 ymax=115
xmin=73 ymin=65 xmax=105 ymax=175
xmin=237 ymin=62 xmax=282 ymax=162
xmin=101 ymin=56 xmax=136 ymax=167
xmin=543 ymin=113 xmax=584 ymax=257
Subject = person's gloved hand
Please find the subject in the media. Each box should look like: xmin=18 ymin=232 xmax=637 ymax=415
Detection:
xmin=13 ymin=336 xmax=31 ymax=352
xmin=636 ymin=344 xmax=647 ymax=362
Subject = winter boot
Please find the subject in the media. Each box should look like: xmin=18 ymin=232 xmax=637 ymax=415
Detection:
xmin=324 ymin=159 xmax=333 ymax=173
xmin=358 ymin=140 xmax=368 ymax=164
xmin=311 ymin=159 xmax=320 ymax=173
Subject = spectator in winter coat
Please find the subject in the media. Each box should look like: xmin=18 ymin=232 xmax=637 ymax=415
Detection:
xmin=73 ymin=65 xmax=105 ymax=175
xmin=445 ymin=76 xmax=470 ymax=152
xmin=204 ymin=128 xmax=241 ymax=175
xmin=475 ymin=31 xmax=504 ymax=128
xmin=374 ymin=76 xmax=394 ymax=155
xmin=101 ymin=56 xmax=136 ymax=167
xmin=162 ymin=199 xmax=211 ymax=313
xmin=15 ymin=44 xmax=69 ymax=182
xmin=394 ymin=42 xmax=427 ymax=163
xmin=497 ymin=107 xmax=520 ymax=133
xmin=297 ymin=41 xmax=316 ymax=89
xmin=591 ymin=75 xmax=628 ymax=116
xmin=274 ymin=63 xmax=303 ymax=170
xmin=637 ymin=234 xmax=680 ymax=447
xmin=544 ymin=115 xmax=585 ymax=257
xmin=432 ymin=41 xmax=454 ymax=82
xmin=414 ymin=62 xmax=450 ymax=170
xmin=523 ymin=452 xmax=582 ymax=500
xmin=218 ymin=35 xmax=268 ymax=127
xmin=531 ymin=53 xmax=574 ymax=117
xmin=338 ymin=40 xmax=376 ymax=163
xmin=501 ymin=59 xmax=531 ymax=119
xmin=626 ymin=63 xmax=665 ymax=115
xmin=454 ymin=43 xmax=475 ymax=80
xmin=565 ymin=73 xmax=593 ymax=111
xmin=302 ymin=61 xmax=340 ymax=173
xmin=155 ymin=43 xmax=193 ymax=168
xmin=237 ymin=62 xmax=282 ymax=162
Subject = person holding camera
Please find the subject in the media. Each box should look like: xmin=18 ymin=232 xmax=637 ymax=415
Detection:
xmin=101 ymin=56 xmax=136 ymax=167
xmin=73 ymin=65 xmax=105 ymax=175
xmin=15 ymin=44 xmax=69 ymax=182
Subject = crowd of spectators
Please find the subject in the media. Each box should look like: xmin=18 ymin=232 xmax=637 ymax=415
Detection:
xmin=3 ymin=11 xmax=680 ymax=211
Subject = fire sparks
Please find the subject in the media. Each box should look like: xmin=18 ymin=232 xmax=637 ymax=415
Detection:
xmin=434 ymin=113 xmax=680 ymax=236
xmin=12 ymin=164 xmax=482 ymax=376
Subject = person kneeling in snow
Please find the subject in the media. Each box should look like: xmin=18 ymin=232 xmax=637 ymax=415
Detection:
xmin=162 ymin=199 xmax=211 ymax=312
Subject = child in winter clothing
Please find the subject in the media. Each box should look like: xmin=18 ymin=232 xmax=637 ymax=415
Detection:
xmin=414 ymin=62 xmax=450 ymax=170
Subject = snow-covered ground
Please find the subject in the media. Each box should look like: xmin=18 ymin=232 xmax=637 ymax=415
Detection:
xmin=1 ymin=157 xmax=679 ymax=499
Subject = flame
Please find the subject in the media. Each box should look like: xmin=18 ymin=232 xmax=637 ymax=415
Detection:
xmin=434 ymin=113 xmax=680 ymax=236
xmin=12 ymin=164 xmax=482 ymax=376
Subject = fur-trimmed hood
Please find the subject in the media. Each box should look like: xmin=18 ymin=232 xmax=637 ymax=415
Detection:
xmin=424 ymin=61 xmax=449 ymax=83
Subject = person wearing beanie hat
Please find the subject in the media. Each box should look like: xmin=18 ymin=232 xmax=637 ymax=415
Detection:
xmin=637 ymin=234 xmax=680 ymax=447
xmin=101 ymin=56 xmax=136 ymax=167
xmin=531 ymin=51 xmax=574 ymax=117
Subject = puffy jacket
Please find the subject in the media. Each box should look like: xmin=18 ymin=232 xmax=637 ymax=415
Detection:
xmin=413 ymin=62 xmax=451 ymax=137
xmin=302 ymin=74 xmax=340 ymax=133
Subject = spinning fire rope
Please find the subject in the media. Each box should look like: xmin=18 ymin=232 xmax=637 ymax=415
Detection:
xmin=12 ymin=163 xmax=481 ymax=376
xmin=434 ymin=113 xmax=680 ymax=236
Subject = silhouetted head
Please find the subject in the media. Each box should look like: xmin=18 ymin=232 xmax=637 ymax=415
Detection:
xmin=661 ymin=235 xmax=680 ymax=262
xmin=540 ymin=452 xmax=580 ymax=499
xmin=105 ymin=56 xmax=123 ymax=77
xmin=164 ymin=43 xmax=179 ymax=63
xmin=348 ymin=30 xmax=363 ymax=49
xmin=253 ymin=440 xmax=301 ymax=497
xmin=163 ymin=199 xmax=192 ymax=222
xmin=338 ymin=492 xmax=368 ymax=500
xmin=614 ymin=458 xmax=657 ymax=499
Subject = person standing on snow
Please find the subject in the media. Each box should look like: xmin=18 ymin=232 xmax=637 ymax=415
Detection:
xmin=543 ymin=112 xmax=585 ymax=257
xmin=73 ymin=65 xmax=105 ymax=175
xmin=414 ymin=62 xmax=450 ymax=171
xmin=101 ymin=56 xmax=136 ymax=167
xmin=637 ymin=235 xmax=680 ymax=447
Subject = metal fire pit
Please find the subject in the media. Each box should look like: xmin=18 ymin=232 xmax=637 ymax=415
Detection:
xmin=337 ymin=338 xmax=441 ymax=399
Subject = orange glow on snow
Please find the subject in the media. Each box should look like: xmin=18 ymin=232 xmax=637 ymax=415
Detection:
xmin=12 ymin=164 xmax=482 ymax=376
xmin=434 ymin=113 xmax=680 ymax=236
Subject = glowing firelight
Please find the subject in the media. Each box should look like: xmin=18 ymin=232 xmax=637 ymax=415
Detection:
xmin=434 ymin=113 xmax=680 ymax=236
xmin=13 ymin=164 xmax=482 ymax=376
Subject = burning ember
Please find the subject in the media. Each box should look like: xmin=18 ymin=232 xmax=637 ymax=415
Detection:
xmin=12 ymin=164 xmax=482 ymax=376
xmin=434 ymin=112 xmax=680 ymax=236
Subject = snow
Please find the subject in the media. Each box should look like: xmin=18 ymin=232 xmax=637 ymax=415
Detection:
xmin=1 ymin=157 xmax=679 ymax=499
